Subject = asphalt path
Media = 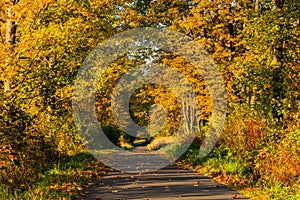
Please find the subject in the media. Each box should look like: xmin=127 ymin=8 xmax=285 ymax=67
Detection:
xmin=81 ymin=147 xmax=249 ymax=200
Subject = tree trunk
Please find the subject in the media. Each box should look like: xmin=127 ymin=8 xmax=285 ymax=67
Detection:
xmin=272 ymin=0 xmax=285 ymax=122
xmin=4 ymin=5 xmax=17 ymax=93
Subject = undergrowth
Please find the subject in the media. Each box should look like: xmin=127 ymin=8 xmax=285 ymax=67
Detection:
xmin=180 ymin=144 xmax=300 ymax=199
xmin=0 ymin=152 xmax=104 ymax=200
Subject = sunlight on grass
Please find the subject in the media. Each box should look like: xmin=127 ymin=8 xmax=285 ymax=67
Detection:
xmin=147 ymin=137 xmax=173 ymax=151
xmin=0 ymin=153 xmax=104 ymax=200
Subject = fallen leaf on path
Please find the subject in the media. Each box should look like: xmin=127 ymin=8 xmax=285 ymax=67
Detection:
xmin=193 ymin=181 xmax=200 ymax=186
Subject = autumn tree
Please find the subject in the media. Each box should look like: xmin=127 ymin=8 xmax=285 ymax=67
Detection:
xmin=0 ymin=0 xmax=118 ymax=191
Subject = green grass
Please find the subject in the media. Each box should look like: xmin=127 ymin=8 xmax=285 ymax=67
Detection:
xmin=179 ymin=145 xmax=300 ymax=199
xmin=0 ymin=152 xmax=104 ymax=200
xmin=244 ymin=184 xmax=300 ymax=200
xmin=120 ymin=141 xmax=135 ymax=150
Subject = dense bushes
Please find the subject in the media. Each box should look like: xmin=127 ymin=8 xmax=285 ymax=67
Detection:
xmin=181 ymin=102 xmax=300 ymax=198
xmin=224 ymin=105 xmax=300 ymax=185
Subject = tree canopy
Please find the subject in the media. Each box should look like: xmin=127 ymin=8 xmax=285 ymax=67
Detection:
xmin=0 ymin=0 xmax=299 ymax=198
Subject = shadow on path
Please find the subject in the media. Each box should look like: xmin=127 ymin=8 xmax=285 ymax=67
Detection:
xmin=81 ymin=161 xmax=249 ymax=200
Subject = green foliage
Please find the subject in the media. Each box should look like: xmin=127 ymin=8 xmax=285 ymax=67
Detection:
xmin=0 ymin=0 xmax=299 ymax=199
xmin=177 ymin=0 xmax=299 ymax=198
xmin=0 ymin=0 xmax=116 ymax=196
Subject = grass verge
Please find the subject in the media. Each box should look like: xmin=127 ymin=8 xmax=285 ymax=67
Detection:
xmin=179 ymin=145 xmax=300 ymax=200
xmin=0 ymin=152 xmax=104 ymax=200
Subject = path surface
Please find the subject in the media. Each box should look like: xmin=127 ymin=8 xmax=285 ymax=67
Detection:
xmin=81 ymin=147 xmax=249 ymax=200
